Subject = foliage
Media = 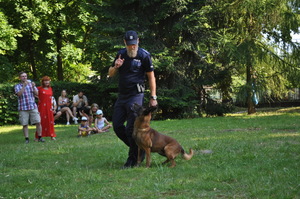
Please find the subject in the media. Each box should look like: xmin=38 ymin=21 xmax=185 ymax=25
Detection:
xmin=205 ymin=98 xmax=234 ymax=117
xmin=0 ymin=83 xmax=18 ymax=125
xmin=0 ymin=11 xmax=19 ymax=83
xmin=0 ymin=0 xmax=97 ymax=81
xmin=0 ymin=56 xmax=15 ymax=83
xmin=0 ymin=0 xmax=299 ymax=116
xmin=154 ymin=86 xmax=198 ymax=119
xmin=0 ymin=11 xmax=19 ymax=55
xmin=0 ymin=81 xmax=118 ymax=125
xmin=1 ymin=81 xmax=205 ymax=125
xmin=0 ymin=108 xmax=299 ymax=198
xmin=48 ymin=81 xmax=118 ymax=121
xmin=205 ymin=0 xmax=300 ymax=113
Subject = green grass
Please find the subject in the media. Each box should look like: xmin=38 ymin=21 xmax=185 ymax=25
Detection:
xmin=0 ymin=107 xmax=299 ymax=198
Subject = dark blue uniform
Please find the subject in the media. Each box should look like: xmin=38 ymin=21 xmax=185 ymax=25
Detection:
xmin=112 ymin=47 xmax=154 ymax=167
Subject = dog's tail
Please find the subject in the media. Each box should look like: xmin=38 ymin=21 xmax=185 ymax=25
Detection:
xmin=182 ymin=148 xmax=194 ymax=160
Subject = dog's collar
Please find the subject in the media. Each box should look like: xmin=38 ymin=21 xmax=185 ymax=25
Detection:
xmin=138 ymin=128 xmax=150 ymax=132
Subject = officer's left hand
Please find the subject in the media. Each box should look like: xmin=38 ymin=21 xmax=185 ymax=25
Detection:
xmin=149 ymin=99 xmax=158 ymax=107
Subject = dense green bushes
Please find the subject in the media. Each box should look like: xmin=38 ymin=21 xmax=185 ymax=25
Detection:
xmin=0 ymin=83 xmax=19 ymax=125
xmin=51 ymin=81 xmax=118 ymax=121
xmin=1 ymin=81 xmax=235 ymax=125
xmin=0 ymin=81 xmax=119 ymax=126
xmin=0 ymin=81 xmax=199 ymax=125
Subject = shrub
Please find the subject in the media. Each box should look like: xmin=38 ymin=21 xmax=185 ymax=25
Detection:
xmin=205 ymin=98 xmax=234 ymax=117
xmin=1 ymin=80 xmax=206 ymax=125
xmin=0 ymin=83 xmax=19 ymax=125
xmin=0 ymin=81 xmax=118 ymax=125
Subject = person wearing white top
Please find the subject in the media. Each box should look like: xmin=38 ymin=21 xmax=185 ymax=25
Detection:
xmin=94 ymin=110 xmax=112 ymax=133
xmin=53 ymin=90 xmax=78 ymax=125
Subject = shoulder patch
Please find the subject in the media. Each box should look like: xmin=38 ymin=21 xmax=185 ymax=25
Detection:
xmin=140 ymin=48 xmax=150 ymax=55
xmin=118 ymin=48 xmax=127 ymax=54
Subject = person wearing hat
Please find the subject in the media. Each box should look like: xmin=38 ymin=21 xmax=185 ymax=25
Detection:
xmin=77 ymin=116 xmax=93 ymax=137
xmin=108 ymin=30 xmax=158 ymax=168
xmin=94 ymin=109 xmax=112 ymax=133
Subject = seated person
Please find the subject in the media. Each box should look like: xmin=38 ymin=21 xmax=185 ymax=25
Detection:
xmin=72 ymin=91 xmax=89 ymax=117
xmin=55 ymin=90 xmax=78 ymax=125
xmin=94 ymin=110 xmax=112 ymax=133
xmin=78 ymin=116 xmax=93 ymax=137
xmin=88 ymin=103 xmax=99 ymax=126
xmin=51 ymin=96 xmax=60 ymax=125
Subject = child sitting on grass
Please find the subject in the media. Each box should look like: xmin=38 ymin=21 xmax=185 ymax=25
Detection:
xmin=94 ymin=110 xmax=112 ymax=133
xmin=78 ymin=116 xmax=93 ymax=137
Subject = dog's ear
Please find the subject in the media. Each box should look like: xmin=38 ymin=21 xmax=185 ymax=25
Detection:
xmin=131 ymin=103 xmax=141 ymax=112
xmin=131 ymin=103 xmax=144 ymax=116
xmin=143 ymin=106 xmax=158 ymax=115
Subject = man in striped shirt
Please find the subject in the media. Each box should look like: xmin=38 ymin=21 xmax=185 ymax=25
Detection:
xmin=14 ymin=72 xmax=44 ymax=143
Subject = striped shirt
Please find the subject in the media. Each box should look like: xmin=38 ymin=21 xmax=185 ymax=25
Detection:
xmin=14 ymin=83 xmax=38 ymax=111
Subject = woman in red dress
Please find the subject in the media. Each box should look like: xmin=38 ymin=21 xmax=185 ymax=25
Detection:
xmin=36 ymin=76 xmax=56 ymax=140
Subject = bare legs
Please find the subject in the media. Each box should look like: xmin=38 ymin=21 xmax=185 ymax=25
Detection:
xmin=54 ymin=107 xmax=77 ymax=124
xmin=23 ymin=125 xmax=29 ymax=138
xmin=94 ymin=124 xmax=112 ymax=133
xmin=73 ymin=107 xmax=77 ymax=118
xmin=36 ymin=123 xmax=42 ymax=136
xmin=54 ymin=112 xmax=62 ymax=121
xmin=23 ymin=123 xmax=41 ymax=137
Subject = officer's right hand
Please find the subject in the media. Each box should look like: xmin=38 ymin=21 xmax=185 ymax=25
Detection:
xmin=114 ymin=54 xmax=124 ymax=68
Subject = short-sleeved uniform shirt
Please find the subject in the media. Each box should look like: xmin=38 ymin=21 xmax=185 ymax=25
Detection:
xmin=112 ymin=47 xmax=154 ymax=96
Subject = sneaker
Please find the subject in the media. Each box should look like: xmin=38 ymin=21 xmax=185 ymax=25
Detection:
xmin=51 ymin=137 xmax=56 ymax=140
xmin=38 ymin=138 xmax=45 ymax=142
xmin=66 ymin=122 xmax=70 ymax=125
xmin=25 ymin=139 xmax=29 ymax=144
xmin=73 ymin=117 xmax=78 ymax=124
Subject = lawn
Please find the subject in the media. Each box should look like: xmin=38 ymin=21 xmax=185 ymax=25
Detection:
xmin=0 ymin=107 xmax=299 ymax=198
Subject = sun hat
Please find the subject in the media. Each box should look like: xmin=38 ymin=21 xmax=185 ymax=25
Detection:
xmin=81 ymin=116 xmax=88 ymax=121
xmin=124 ymin=30 xmax=138 ymax=45
xmin=96 ymin=110 xmax=103 ymax=115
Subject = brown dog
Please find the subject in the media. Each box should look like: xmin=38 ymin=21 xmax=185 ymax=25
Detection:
xmin=132 ymin=103 xmax=193 ymax=168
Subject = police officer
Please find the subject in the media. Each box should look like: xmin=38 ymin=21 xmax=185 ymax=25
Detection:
xmin=108 ymin=30 xmax=158 ymax=168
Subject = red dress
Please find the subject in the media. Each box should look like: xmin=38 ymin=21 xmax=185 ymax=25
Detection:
xmin=37 ymin=86 xmax=56 ymax=138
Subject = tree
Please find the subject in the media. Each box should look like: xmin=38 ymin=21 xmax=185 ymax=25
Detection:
xmin=1 ymin=0 xmax=299 ymax=118
xmin=45 ymin=0 xmax=97 ymax=81
xmin=206 ymin=0 xmax=300 ymax=114
xmin=0 ymin=11 xmax=19 ymax=83
xmin=0 ymin=0 xmax=96 ymax=81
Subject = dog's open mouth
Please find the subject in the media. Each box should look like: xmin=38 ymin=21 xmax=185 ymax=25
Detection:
xmin=132 ymin=103 xmax=158 ymax=116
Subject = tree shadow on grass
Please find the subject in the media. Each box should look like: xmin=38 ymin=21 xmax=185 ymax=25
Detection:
xmin=0 ymin=128 xmax=26 ymax=145
xmin=0 ymin=125 xmax=78 ymax=145
xmin=256 ymin=107 xmax=300 ymax=113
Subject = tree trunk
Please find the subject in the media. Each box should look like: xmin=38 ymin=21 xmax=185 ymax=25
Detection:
xmin=246 ymin=64 xmax=256 ymax=114
xmin=29 ymin=34 xmax=37 ymax=80
xmin=56 ymin=24 xmax=63 ymax=81
xmin=28 ymin=0 xmax=37 ymax=80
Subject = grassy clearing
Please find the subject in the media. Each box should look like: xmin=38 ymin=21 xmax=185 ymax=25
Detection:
xmin=0 ymin=107 xmax=299 ymax=198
